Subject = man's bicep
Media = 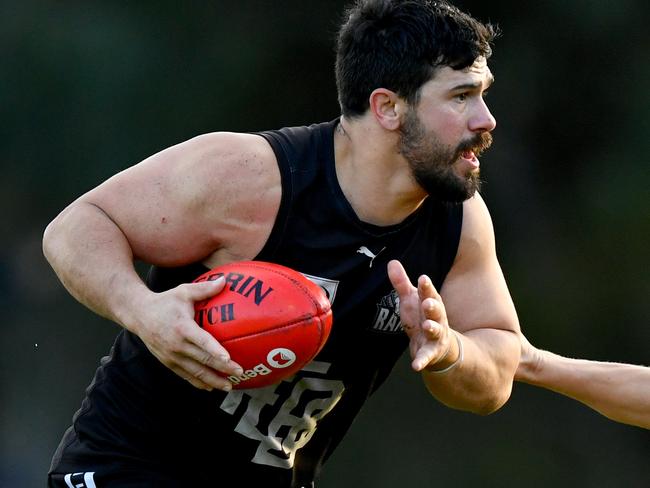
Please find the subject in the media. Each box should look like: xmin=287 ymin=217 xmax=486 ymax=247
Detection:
xmin=442 ymin=256 xmax=520 ymax=334
xmin=440 ymin=195 xmax=520 ymax=334
xmin=75 ymin=132 xmax=276 ymax=266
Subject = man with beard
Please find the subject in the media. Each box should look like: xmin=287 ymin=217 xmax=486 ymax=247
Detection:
xmin=44 ymin=1 xmax=521 ymax=486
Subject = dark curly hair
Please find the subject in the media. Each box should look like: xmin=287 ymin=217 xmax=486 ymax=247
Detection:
xmin=335 ymin=0 xmax=499 ymax=117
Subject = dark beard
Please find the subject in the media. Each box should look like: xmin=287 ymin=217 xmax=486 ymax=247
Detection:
xmin=398 ymin=110 xmax=492 ymax=203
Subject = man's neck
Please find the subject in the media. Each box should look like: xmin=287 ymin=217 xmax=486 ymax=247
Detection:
xmin=333 ymin=115 xmax=427 ymax=226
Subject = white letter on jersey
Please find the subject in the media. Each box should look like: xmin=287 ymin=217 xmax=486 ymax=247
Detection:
xmin=219 ymin=361 xmax=345 ymax=468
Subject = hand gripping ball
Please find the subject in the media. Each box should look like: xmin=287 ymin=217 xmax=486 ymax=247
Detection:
xmin=193 ymin=261 xmax=333 ymax=389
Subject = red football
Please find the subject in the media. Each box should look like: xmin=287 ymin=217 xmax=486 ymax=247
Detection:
xmin=193 ymin=261 xmax=333 ymax=389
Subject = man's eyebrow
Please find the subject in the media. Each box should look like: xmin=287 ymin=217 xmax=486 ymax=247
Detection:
xmin=450 ymin=76 xmax=495 ymax=92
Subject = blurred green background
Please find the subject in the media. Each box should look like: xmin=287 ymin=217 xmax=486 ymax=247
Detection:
xmin=2 ymin=1 xmax=648 ymax=486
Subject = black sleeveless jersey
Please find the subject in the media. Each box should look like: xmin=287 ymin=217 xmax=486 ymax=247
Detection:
xmin=50 ymin=120 xmax=463 ymax=487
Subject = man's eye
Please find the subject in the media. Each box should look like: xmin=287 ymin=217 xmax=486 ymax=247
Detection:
xmin=455 ymin=93 xmax=467 ymax=102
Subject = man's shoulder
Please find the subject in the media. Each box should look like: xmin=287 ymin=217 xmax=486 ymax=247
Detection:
xmin=451 ymin=193 xmax=497 ymax=270
xmin=184 ymin=119 xmax=336 ymax=165
xmin=185 ymin=131 xmax=277 ymax=161
xmin=461 ymin=193 xmax=494 ymax=236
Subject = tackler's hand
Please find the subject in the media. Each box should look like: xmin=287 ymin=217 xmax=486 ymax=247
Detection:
xmin=387 ymin=260 xmax=458 ymax=372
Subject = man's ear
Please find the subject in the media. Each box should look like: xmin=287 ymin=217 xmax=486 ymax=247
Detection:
xmin=368 ymin=88 xmax=406 ymax=131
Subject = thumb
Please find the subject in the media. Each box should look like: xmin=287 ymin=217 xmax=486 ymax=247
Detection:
xmin=185 ymin=277 xmax=226 ymax=301
xmin=387 ymin=260 xmax=413 ymax=296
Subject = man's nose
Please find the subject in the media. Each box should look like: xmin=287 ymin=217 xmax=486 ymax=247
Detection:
xmin=469 ymin=98 xmax=496 ymax=133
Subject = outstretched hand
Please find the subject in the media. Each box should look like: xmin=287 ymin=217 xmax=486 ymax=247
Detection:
xmin=387 ymin=260 xmax=456 ymax=372
xmin=134 ymin=277 xmax=243 ymax=391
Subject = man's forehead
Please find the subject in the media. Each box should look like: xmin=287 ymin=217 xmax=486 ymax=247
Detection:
xmin=431 ymin=57 xmax=494 ymax=87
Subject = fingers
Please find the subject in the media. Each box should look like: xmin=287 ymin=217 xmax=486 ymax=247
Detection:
xmin=153 ymin=318 xmax=243 ymax=392
xmin=387 ymin=260 xmax=412 ymax=296
xmin=421 ymin=318 xmax=443 ymax=339
xmin=409 ymin=311 xmax=452 ymax=371
xmin=165 ymin=339 xmax=242 ymax=392
xmin=388 ymin=260 xmax=453 ymax=372
xmin=422 ymin=296 xmax=445 ymax=324
xmin=139 ymin=278 xmax=242 ymax=392
xmin=411 ymin=321 xmax=449 ymax=371
xmin=417 ymin=274 xmax=441 ymax=302
xmin=169 ymin=363 xmax=222 ymax=391
xmin=172 ymin=326 xmax=242 ymax=391
xmin=388 ymin=260 xmax=440 ymax=302
xmin=419 ymin=274 xmax=446 ymax=328
xmin=183 ymin=277 xmax=226 ymax=301
xmin=189 ymin=328 xmax=243 ymax=376
xmin=180 ymin=278 xmax=244 ymax=388
xmin=170 ymin=356 xmax=236 ymax=392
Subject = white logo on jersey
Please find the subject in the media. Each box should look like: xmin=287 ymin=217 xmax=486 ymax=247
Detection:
xmin=371 ymin=289 xmax=403 ymax=333
xmin=220 ymin=361 xmax=344 ymax=469
xmin=356 ymin=246 xmax=386 ymax=268
xmin=64 ymin=472 xmax=97 ymax=488
xmin=300 ymin=273 xmax=340 ymax=304
xmin=266 ymin=348 xmax=296 ymax=368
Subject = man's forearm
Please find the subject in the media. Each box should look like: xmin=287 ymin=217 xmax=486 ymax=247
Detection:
xmin=422 ymin=328 xmax=519 ymax=415
xmin=43 ymin=202 xmax=150 ymax=329
xmin=517 ymin=349 xmax=650 ymax=429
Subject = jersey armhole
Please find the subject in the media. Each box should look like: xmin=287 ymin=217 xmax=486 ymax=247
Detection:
xmin=436 ymin=202 xmax=464 ymax=288
xmin=252 ymin=131 xmax=293 ymax=261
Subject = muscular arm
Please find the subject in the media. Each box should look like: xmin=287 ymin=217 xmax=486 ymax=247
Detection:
xmin=389 ymin=193 xmax=520 ymax=414
xmin=43 ymin=132 xmax=280 ymax=390
xmin=516 ymin=335 xmax=650 ymax=429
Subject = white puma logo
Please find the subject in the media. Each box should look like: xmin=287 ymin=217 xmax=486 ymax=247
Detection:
xmin=356 ymin=246 xmax=386 ymax=268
